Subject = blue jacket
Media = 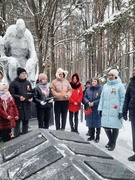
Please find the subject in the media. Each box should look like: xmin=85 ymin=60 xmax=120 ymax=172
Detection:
xmin=83 ymin=84 xmax=102 ymax=128
xmin=98 ymin=77 xmax=125 ymax=129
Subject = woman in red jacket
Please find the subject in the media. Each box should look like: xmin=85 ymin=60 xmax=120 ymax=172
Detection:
xmin=68 ymin=73 xmax=83 ymax=133
xmin=0 ymin=83 xmax=19 ymax=142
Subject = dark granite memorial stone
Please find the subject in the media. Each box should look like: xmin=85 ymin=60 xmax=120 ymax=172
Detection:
xmin=2 ymin=133 xmax=46 ymax=162
xmin=7 ymin=146 xmax=63 ymax=180
xmin=67 ymin=142 xmax=113 ymax=159
xmin=50 ymin=130 xmax=89 ymax=144
xmin=85 ymin=158 xmax=135 ymax=180
xmin=26 ymin=158 xmax=88 ymax=180
xmin=47 ymin=164 xmax=87 ymax=180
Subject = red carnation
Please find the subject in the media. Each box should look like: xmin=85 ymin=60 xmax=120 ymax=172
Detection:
xmin=114 ymin=105 xmax=118 ymax=109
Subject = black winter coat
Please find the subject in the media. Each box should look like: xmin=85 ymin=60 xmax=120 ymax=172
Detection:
xmin=123 ymin=76 xmax=135 ymax=119
xmin=9 ymin=77 xmax=32 ymax=121
xmin=33 ymin=86 xmax=53 ymax=109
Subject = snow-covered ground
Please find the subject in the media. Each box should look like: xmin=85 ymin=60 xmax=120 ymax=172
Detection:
xmin=45 ymin=112 xmax=135 ymax=173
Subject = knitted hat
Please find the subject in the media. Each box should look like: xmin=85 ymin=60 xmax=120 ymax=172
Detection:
xmin=17 ymin=67 xmax=26 ymax=76
xmin=0 ymin=83 xmax=8 ymax=91
xmin=56 ymin=68 xmax=68 ymax=78
xmin=38 ymin=73 xmax=47 ymax=81
xmin=108 ymin=69 xmax=119 ymax=77
xmin=86 ymin=79 xmax=91 ymax=85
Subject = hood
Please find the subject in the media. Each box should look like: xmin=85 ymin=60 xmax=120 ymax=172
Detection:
xmin=70 ymin=73 xmax=80 ymax=84
xmin=107 ymin=76 xmax=122 ymax=85
xmin=56 ymin=68 xmax=68 ymax=79
xmin=70 ymin=73 xmax=81 ymax=89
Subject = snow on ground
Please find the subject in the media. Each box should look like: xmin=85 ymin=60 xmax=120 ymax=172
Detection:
xmin=44 ymin=112 xmax=135 ymax=173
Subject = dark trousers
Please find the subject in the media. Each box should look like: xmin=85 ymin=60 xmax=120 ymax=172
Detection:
xmin=130 ymin=119 xmax=135 ymax=152
xmin=14 ymin=119 xmax=29 ymax=137
xmin=90 ymin=128 xmax=100 ymax=138
xmin=69 ymin=111 xmax=79 ymax=132
xmin=105 ymin=128 xmax=119 ymax=148
xmin=54 ymin=101 xmax=69 ymax=130
xmin=0 ymin=129 xmax=11 ymax=142
xmin=37 ymin=107 xmax=51 ymax=129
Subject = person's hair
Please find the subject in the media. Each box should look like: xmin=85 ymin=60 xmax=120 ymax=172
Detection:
xmin=92 ymin=77 xmax=100 ymax=84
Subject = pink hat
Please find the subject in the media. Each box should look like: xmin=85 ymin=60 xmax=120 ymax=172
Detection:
xmin=38 ymin=73 xmax=47 ymax=81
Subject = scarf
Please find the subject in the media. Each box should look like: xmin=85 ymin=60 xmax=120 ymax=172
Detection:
xmin=0 ymin=91 xmax=14 ymax=111
xmin=37 ymin=83 xmax=50 ymax=96
xmin=70 ymin=82 xmax=81 ymax=89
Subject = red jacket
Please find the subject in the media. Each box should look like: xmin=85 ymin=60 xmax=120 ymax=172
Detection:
xmin=68 ymin=73 xmax=83 ymax=112
xmin=0 ymin=96 xmax=19 ymax=130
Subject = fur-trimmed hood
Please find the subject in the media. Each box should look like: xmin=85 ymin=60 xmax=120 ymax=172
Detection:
xmin=55 ymin=68 xmax=68 ymax=79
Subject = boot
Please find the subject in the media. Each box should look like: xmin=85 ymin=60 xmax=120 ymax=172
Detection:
xmin=87 ymin=128 xmax=95 ymax=141
xmin=108 ymin=129 xmax=119 ymax=151
xmin=86 ymin=128 xmax=91 ymax=136
xmin=104 ymin=128 xmax=112 ymax=148
xmin=128 ymin=154 xmax=135 ymax=161
xmin=95 ymin=128 xmax=100 ymax=143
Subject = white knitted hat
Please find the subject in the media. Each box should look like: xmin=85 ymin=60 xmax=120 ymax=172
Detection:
xmin=108 ymin=69 xmax=119 ymax=77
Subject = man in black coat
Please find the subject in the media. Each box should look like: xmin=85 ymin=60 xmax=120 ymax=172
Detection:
xmin=9 ymin=67 xmax=33 ymax=137
xmin=123 ymin=66 xmax=135 ymax=161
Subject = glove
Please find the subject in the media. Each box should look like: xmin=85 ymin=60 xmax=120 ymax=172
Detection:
xmin=123 ymin=115 xmax=127 ymax=121
xmin=40 ymin=101 xmax=47 ymax=105
xmin=48 ymin=99 xmax=53 ymax=103
xmin=98 ymin=111 xmax=102 ymax=117
xmin=118 ymin=113 xmax=123 ymax=119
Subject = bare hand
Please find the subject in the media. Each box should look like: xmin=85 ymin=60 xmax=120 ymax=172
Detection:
xmin=7 ymin=116 xmax=12 ymax=120
xmin=74 ymin=102 xmax=78 ymax=105
xmin=20 ymin=96 xmax=25 ymax=101
xmin=15 ymin=116 xmax=19 ymax=120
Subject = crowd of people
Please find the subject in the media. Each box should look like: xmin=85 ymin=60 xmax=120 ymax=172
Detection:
xmin=0 ymin=66 xmax=135 ymax=162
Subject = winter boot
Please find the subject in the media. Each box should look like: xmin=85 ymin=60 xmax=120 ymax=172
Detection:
xmin=95 ymin=128 xmax=101 ymax=143
xmin=128 ymin=154 xmax=135 ymax=161
xmin=86 ymin=128 xmax=91 ymax=136
xmin=87 ymin=128 xmax=95 ymax=141
xmin=108 ymin=129 xmax=119 ymax=151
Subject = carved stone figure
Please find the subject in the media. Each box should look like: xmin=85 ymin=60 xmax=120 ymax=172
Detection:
xmin=0 ymin=19 xmax=37 ymax=84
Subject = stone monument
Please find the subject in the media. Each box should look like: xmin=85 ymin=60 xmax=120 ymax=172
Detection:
xmin=0 ymin=19 xmax=37 ymax=84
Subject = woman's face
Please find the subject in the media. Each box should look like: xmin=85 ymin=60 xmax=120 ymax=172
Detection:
xmin=108 ymin=74 xmax=116 ymax=81
xmin=40 ymin=78 xmax=47 ymax=84
xmin=59 ymin=73 xmax=64 ymax=79
xmin=92 ymin=79 xmax=98 ymax=86
xmin=73 ymin=76 xmax=77 ymax=83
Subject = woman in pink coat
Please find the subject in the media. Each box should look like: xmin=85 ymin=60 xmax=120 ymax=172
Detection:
xmin=68 ymin=73 xmax=83 ymax=133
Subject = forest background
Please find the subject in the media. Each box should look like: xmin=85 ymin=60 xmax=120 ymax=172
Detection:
xmin=0 ymin=0 xmax=135 ymax=85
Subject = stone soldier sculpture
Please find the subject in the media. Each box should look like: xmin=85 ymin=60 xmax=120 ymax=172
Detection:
xmin=0 ymin=19 xmax=37 ymax=84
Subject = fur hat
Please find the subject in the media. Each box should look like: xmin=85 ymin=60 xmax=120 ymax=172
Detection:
xmin=108 ymin=69 xmax=119 ymax=77
xmin=17 ymin=67 xmax=26 ymax=76
xmin=38 ymin=73 xmax=47 ymax=82
xmin=0 ymin=82 xmax=8 ymax=91
xmin=56 ymin=68 xmax=68 ymax=79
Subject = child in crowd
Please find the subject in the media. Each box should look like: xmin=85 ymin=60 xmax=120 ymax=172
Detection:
xmin=0 ymin=83 xmax=19 ymax=142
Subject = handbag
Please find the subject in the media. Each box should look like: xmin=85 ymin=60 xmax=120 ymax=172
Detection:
xmin=84 ymin=107 xmax=92 ymax=115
